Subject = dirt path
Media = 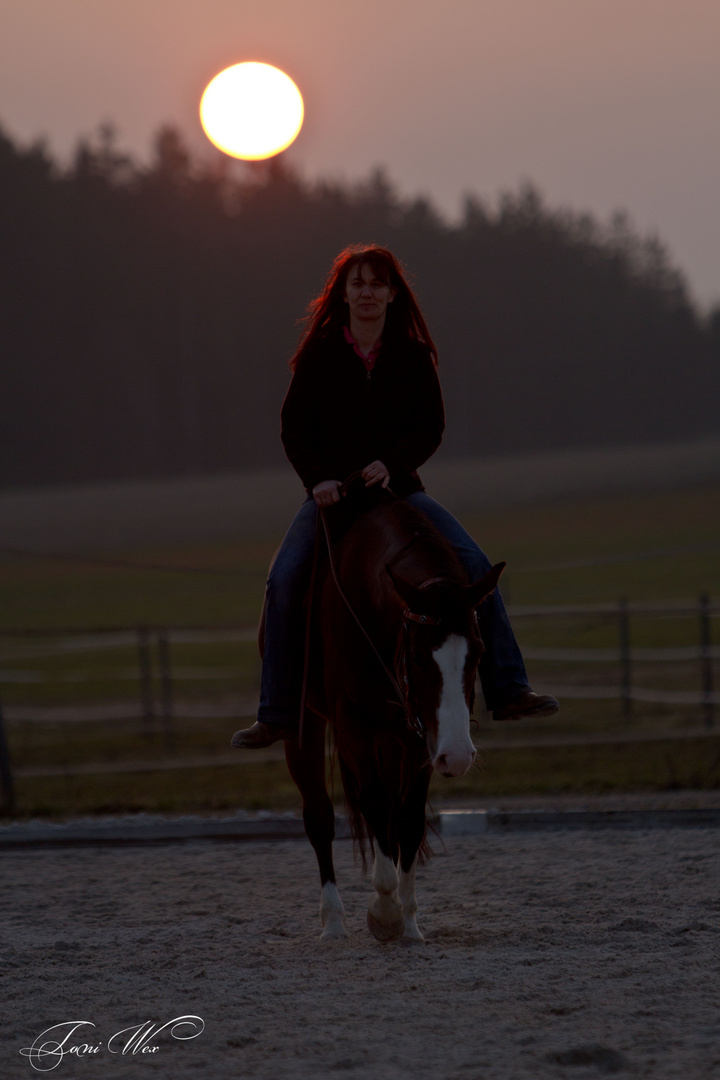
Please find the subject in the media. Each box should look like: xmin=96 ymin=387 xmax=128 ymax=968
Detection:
xmin=3 ymin=827 xmax=719 ymax=1079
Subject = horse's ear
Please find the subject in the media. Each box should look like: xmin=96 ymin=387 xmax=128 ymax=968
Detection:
xmin=386 ymin=565 xmax=425 ymax=611
xmin=466 ymin=562 xmax=506 ymax=608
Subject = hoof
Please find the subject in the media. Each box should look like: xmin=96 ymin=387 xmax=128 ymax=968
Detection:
xmin=401 ymin=919 xmax=425 ymax=944
xmin=367 ymin=910 xmax=404 ymax=942
xmin=320 ymin=919 xmax=348 ymax=941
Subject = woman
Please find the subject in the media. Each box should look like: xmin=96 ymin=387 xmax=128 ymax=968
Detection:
xmin=233 ymin=245 xmax=558 ymax=748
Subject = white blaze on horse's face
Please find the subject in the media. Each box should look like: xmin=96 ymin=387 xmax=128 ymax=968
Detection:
xmin=431 ymin=634 xmax=476 ymax=777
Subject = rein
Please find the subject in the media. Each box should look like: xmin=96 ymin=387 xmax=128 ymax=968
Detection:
xmin=297 ymin=478 xmax=441 ymax=746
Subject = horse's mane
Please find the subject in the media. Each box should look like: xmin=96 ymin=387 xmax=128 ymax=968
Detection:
xmin=373 ymin=498 xmax=468 ymax=589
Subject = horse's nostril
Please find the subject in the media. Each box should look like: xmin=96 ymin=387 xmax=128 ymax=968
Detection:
xmin=434 ymin=746 xmax=475 ymax=778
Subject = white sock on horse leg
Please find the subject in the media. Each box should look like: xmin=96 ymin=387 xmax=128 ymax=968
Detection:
xmin=320 ymin=881 xmax=347 ymax=939
xmin=398 ymin=855 xmax=424 ymax=942
xmin=368 ymin=848 xmax=403 ymax=933
xmin=372 ymin=847 xmax=399 ymax=896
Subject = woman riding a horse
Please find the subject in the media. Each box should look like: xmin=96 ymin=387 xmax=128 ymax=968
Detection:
xmin=233 ymin=244 xmax=558 ymax=750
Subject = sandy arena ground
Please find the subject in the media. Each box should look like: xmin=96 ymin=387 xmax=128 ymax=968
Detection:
xmin=3 ymin=828 xmax=719 ymax=1079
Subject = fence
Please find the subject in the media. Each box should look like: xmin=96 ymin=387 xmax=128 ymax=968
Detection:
xmin=0 ymin=596 xmax=717 ymax=814
xmin=512 ymin=595 xmax=719 ymax=724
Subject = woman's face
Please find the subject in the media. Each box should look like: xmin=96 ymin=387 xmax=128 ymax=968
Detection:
xmin=344 ymin=262 xmax=396 ymax=324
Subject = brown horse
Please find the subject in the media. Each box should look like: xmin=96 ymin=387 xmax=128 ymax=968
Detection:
xmin=281 ymin=491 xmax=504 ymax=942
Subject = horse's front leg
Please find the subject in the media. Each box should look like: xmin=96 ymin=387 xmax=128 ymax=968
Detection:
xmin=285 ymin=728 xmax=347 ymax=940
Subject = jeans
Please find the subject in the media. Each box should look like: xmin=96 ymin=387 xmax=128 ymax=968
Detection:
xmin=257 ymin=493 xmax=530 ymax=725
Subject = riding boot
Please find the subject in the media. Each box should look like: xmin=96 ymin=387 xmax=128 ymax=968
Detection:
xmin=231 ymin=721 xmax=298 ymax=748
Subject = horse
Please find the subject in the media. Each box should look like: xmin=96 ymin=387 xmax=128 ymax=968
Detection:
xmin=275 ymin=488 xmax=504 ymax=942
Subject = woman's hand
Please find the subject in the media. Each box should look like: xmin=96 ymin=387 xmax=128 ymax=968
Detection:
xmin=362 ymin=460 xmax=390 ymax=489
xmin=312 ymin=480 xmax=343 ymax=506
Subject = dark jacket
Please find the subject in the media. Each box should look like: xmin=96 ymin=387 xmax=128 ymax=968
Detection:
xmin=281 ymin=328 xmax=445 ymax=498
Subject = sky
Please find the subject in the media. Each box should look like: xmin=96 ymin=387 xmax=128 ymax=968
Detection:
xmin=1 ymin=0 xmax=719 ymax=307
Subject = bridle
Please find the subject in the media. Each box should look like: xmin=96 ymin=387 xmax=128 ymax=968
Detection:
xmin=395 ymin=607 xmax=442 ymax=738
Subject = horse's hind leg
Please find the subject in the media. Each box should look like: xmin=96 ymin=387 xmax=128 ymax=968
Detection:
xmin=397 ymin=772 xmax=432 ymax=943
xmin=397 ymin=856 xmax=423 ymax=942
xmin=285 ymin=728 xmax=347 ymax=940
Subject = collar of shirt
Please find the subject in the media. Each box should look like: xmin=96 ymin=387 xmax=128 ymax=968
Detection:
xmin=343 ymin=326 xmax=382 ymax=373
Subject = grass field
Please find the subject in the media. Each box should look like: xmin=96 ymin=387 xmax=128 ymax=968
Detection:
xmin=1 ymin=482 xmax=718 ymax=818
xmin=10 ymin=735 xmax=720 ymax=819
xmin=1 ymin=483 xmax=718 ymax=630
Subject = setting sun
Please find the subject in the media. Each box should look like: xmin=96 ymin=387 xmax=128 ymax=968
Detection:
xmin=199 ymin=62 xmax=304 ymax=161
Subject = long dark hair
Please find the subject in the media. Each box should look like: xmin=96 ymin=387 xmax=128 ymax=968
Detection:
xmin=290 ymin=245 xmax=438 ymax=371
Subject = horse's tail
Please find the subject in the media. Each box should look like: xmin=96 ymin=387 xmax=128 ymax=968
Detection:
xmin=337 ymin=756 xmax=371 ymax=873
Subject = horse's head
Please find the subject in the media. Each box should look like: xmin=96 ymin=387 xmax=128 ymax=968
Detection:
xmin=388 ymin=562 xmax=505 ymax=777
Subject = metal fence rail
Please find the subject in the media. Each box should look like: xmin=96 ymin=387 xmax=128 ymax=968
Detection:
xmin=0 ymin=596 xmax=716 ymax=810
xmin=510 ymin=594 xmax=717 ymax=726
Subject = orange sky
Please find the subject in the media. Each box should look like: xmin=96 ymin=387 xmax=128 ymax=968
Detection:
xmin=1 ymin=0 xmax=719 ymax=305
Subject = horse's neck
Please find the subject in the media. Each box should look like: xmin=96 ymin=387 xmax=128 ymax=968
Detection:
xmin=379 ymin=501 xmax=463 ymax=589
xmin=340 ymin=500 xmax=461 ymax=615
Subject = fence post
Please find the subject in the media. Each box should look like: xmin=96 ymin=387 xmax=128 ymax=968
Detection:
xmin=0 ymin=693 xmax=16 ymax=816
xmin=619 ymin=597 xmax=632 ymax=717
xmin=137 ymin=625 xmax=155 ymax=738
xmin=699 ymin=593 xmax=714 ymax=729
xmin=156 ymin=630 xmax=175 ymax=755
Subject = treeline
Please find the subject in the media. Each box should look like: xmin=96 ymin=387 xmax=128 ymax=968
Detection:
xmin=1 ymin=123 xmax=719 ymax=489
